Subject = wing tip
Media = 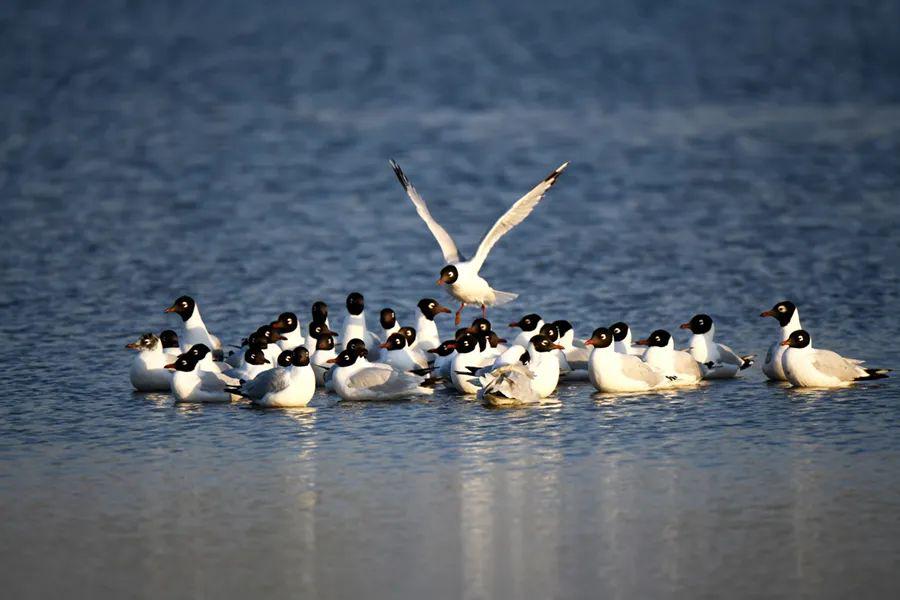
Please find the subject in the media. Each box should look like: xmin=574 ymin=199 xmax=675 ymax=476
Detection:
xmin=544 ymin=161 xmax=569 ymax=184
xmin=389 ymin=158 xmax=410 ymax=189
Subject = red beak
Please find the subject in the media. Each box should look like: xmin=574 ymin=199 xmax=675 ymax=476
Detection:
xmin=436 ymin=278 xmax=446 ymax=286
xmin=551 ymin=344 xmax=565 ymax=350
xmin=435 ymin=305 xmax=451 ymax=314
xmin=379 ymin=342 xmax=390 ymax=349
xmin=635 ymin=339 xmax=650 ymax=346
xmin=780 ymin=339 xmax=791 ymax=346
xmin=326 ymin=357 xmax=338 ymax=364
xmin=509 ymin=321 xmax=520 ymax=328
xmin=760 ymin=310 xmax=776 ymax=318
xmin=164 ymin=362 xmax=176 ymax=369
xmin=126 ymin=342 xmax=139 ymax=349
xmin=584 ymin=339 xmax=595 ymax=346
xmin=679 ymin=322 xmax=691 ymax=329
xmin=164 ymin=306 xmax=177 ymax=313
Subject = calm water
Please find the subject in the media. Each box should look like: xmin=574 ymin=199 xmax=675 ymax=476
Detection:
xmin=2 ymin=1 xmax=900 ymax=598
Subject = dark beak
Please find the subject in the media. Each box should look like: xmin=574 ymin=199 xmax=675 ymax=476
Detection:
xmin=271 ymin=320 xmax=286 ymax=331
xmin=679 ymin=322 xmax=691 ymax=329
xmin=164 ymin=362 xmax=176 ymax=369
xmin=126 ymin=342 xmax=139 ymax=349
xmin=326 ymin=357 xmax=338 ymax=364
xmin=164 ymin=306 xmax=178 ymax=313
xmin=760 ymin=310 xmax=776 ymax=318
xmin=551 ymin=343 xmax=565 ymax=350
xmin=495 ymin=338 xmax=507 ymax=344
xmin=435 ymin=305 xmax=451 ymax=314
xmin=780 ymin=339 xmax=791 ymax=346
xmin=379 ymin=342 xmax=390 ymax=349
xmin=270 ymin=332 xmax=286 ymax=342
xmin=635 ymin=339 xmax=650 ymax=346
xmin=509 ymin=321 xmax=520 ymax=328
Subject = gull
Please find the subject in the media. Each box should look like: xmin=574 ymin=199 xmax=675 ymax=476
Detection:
xmin=680 ymin=314 xmax=754 ymax=379
xmin=760 ymin=300 xmax=803 ymax=381
xmin=585 ymin=328 xmax=672 ymax=392
xmin=327 ymin=349 xmax=434 ymax=402
xmin=412 ymin=298 xmax=452 ymax=350
xmin=164 ymin=295 xmax=222 ymax=350
xmin=126 ymin=333 xmax=172 ymax=392
xmin=390 ymin=160 xmax=568 ymax=324
xmin=637 ymin=329 xmax=703 ymax=386
xmin=478 ymin=334 xmax=564 ymax=406
xmin=781 ymin=330 xmax=889 ymax=388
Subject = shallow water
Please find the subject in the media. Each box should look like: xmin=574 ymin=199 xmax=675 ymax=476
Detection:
xmin=2 ymin=1 xmax=900 ymax=598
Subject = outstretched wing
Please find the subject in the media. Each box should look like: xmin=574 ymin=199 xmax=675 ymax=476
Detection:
xmin=469 ymin=162 xmax=568 ymax=272
xmin=390 ymin=160 xmax=462 ymax=263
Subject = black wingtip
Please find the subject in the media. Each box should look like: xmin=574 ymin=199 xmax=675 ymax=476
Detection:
xmin=740 ymin=355 xmax=756 ymax=370
xmin=856 ymin=368 xmax=890 ymax=381
xmin=543 ymin=161 xmax=569 ymax=184
xmin=389 ymin=159 xmax=410 ymax=189
xmin=409 ymin=367 xmax=435 ymax=377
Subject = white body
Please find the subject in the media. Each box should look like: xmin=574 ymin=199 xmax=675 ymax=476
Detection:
xmin=782 ymin=344 xmax=871 ymax=388
xmin=614 ymin=330 xmax=645 ymax=356
xmin=687 ymin=324 xmax=748 ymax=380
xmin=332 ymin=362 xmax=433 ymax=401
xmin=588 ymin=343 xmax=668 ymax=392
xmin=383 ymin=346 xmax=429 ymax=373
xmin=170 ymin=369 xmax=238 ymax=403
xmin=129 ymin=347 xmax=172 ymax=392
xmin=179 ymin=307 xmax=221 ymax=350
xmin=311 ymin=348 xmax=338 ymax=386
xmin=478 ymin=341 xmax=560 ymax=404
xmin=414 ymin=314 xmax=441 ymax=351
xmin=451 ymin=348 xmax=495 ymax=394
xmin=642 ymin=340 xmax=703 ymax=387
xmin=762 ymin=310 xmax=802 ymax=381
xmin=251 ymin=365 xmax=317 ymax=407
xmin=278 ymin=328 xmax=305 ymax=351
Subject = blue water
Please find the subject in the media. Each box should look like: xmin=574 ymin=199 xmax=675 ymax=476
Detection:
xmin=2 ymin=1 xmax=900 ymax=598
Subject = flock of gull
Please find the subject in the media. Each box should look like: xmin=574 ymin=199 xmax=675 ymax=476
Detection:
xmin=126 ymin=161 xmax=889 ymax=407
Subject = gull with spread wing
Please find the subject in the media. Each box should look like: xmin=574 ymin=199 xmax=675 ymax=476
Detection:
xmin=390 ymin=159 xmax=568 ymax=325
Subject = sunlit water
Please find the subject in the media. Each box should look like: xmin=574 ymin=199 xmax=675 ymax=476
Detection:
xmin=2 ymin=1 xmax=900 ymax=598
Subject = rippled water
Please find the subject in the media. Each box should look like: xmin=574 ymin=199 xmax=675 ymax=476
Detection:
xmin=2 ymin=1 xmax=900 ymax=598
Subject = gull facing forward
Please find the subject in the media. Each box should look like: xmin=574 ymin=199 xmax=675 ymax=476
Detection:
xmin=390 ymin=160 xmax=568 ymax=324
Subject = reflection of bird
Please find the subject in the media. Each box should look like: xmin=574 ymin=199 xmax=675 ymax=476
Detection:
xmin=390 ymin=160 xmax=568 ymax=324
xmin=781 ymin=330 xmax=889 ymax=388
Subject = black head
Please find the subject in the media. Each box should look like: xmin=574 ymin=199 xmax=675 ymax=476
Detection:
xmin=379 ymin=308 xmax=397 ymax=330
xmin=159 ymin=330 xmax=179 ymax=349
xmin=529 ymin=334 xmax=561 ymax=353
xmin=276 ymin=350 xmax=295 ymax=368
xmin=539 ymin=322 xmax=559 ymax=342
xmin=438 ymin=265 xmax=459 ymax=285
xmin=585 ymin=327 xmax=613 ymax=349
xmin=418 ymin=298 xmax=451 ymax=320
xmin=469 ymin=318 xmax=491 ymax=335
xmin=427 ymin=341 xmax=457 ymax=356
xmin=609 ymin=322 xmax=630 ymax=342
xmin=164 ymin=295 xmax=196 ymax=321
xmin=553 ymin=320 xmax=573 ymax=338
xmin=316 ymin=334 xmax=336 ymax=351
xmin=311 ymin=301 xmax=329 ymax=324
xmin=186 ymin=343 xmax=211 ymax=360
xmin=308 ymin=321 xmax=336 ymax=340
xmin=455 ymin=332 xmax=479 ymax=354
xmin=126 ymin=332 xmax=160 ymax=351
xmin=166 ymin=354 xmax=198 ymax=372
xmin=257 ymin=325 xmax=285 ymax=344
xmin=638 ymin=329 xmax=672 ymax=348
xmin=331 ymin=350 xmax=360 ymax=368
xmin=272 ymin=312 xmax=298 ymax=333
xmin=346 ymin=292 xmax=365 ymax=316
xmin=761 ymin=301 xmax=797 ymax=327
xmin=292 ymin=346 xmax=311 ymax=367
xmin=246 ymin=332 xmax=268 ymax=349
xmin=244 ymin=348 xmax=270 ymax=366
xmin=345 ymin=338 xmax=367 ymax=354
xmin=510 ymin=313 xmax=542 ymax=332
xmin=380 ymin=332 xmax=407 ymax=352
xmin=784 ymin=329 xmax=812 ymax=349
xmin=681 ymin=314 xmax=713 ymax=335
xmin=487 ymin=331 xmax=506 ymax=348
xmin=399 ymin=326 xmax=417 ymax=345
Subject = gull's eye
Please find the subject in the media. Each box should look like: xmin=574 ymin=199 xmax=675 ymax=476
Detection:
xmin=778 ymin=306 xmax=786 ymax=313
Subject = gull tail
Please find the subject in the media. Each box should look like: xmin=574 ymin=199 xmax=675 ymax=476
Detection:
xmin=491 ymin=290 xmax=518 ymax=306
xmin=855 ymin=368 xmax=890 ymax=381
